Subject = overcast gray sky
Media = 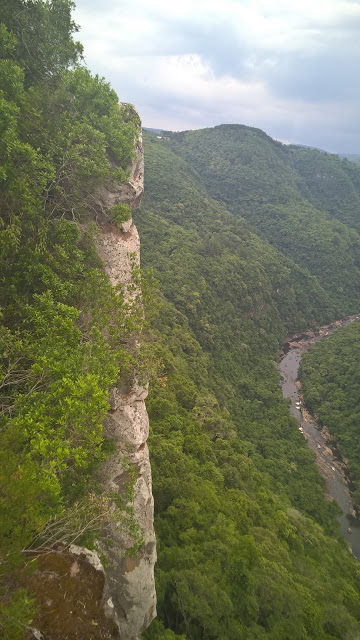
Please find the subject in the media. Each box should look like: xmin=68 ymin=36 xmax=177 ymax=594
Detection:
xmin=74 ymin=0 xmax=360 ymax=153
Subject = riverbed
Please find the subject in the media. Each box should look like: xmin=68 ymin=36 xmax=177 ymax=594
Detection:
xmin=279 ymin=317 xmax=360 ymax=559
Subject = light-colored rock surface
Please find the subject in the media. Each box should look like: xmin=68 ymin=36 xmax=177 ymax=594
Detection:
xmin=69 ymin=543 xmax=105 ymax=573
xmin=91 ymin=119 xmax=157 ymax=638
xmin=95 ymin=118 xmax=144 ymax=212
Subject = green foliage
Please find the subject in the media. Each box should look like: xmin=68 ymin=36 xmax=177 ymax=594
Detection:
xmin=3 ymin=1 xmax=360 ymax=635
xmin=162 ymin=125 xmax=360 ymax=315
xmin=108 ymin=202 xmax=132 ymax=227
xmin=141 ymin=294 xmax=360 ymax=640
xmin=136 ymin=131 xmax=360 ymax=639
xmin=144 ymin=619 xmax=186 ymax=640
xmin=300 ymin=321 xmax=360 ymax=504
xmin=0 ymin=587 xmax=34 ymax=640
xmin=289 ymin=146 xmax=360 ymax=233
xmin=0 ymin=0 xmax=83 ymax=85
xmin=0 ymin=2 xmax=142 ymax=634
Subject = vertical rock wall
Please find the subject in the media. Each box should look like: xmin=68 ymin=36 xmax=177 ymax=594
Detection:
xmin=93 ymin=128 xmax=156 ymax=638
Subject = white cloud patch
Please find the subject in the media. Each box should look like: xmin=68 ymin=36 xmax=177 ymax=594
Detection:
xmin=74 ymin=0 xmax=360 ymax=152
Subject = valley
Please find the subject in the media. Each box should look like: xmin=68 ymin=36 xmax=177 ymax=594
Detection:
xmin=2 ymin=4 xmax=360 ymax=635
xmin=280 ymin=317 xmax=360 ymax=558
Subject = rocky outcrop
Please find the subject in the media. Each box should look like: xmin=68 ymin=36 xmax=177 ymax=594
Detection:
xmin=92 ymin=123 xmax=156 ymax=638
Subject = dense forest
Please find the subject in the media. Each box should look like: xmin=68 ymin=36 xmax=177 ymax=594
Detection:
xmin=135 ymin=131 xmax=360 ymax=639
xmin=0 ymin=1 xmax=141 ymax=635
xmin=300 ymin=321 xmax=360 ymax=507
xmin=160 ymin=126 xmax=360 ymax=312
xmin=3 ymin=1 xmax=360 ymax=639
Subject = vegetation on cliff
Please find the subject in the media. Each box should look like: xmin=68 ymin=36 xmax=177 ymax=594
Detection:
xmin=300 ymin=321 xmax=360 ymax=507
xmin=136 ymin=131 xmax=360 ymax=639
xmin=3 ymin=1 xmax=360 ymax=638
xmin=0 ymin=1 xmax=140 ymax=634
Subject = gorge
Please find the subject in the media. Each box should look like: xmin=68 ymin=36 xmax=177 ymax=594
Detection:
xmin=3 ymin=3 xmax=360 ymax=639
xmin=280 ymin=318 xmax=360 ymax=559
xmin=135 ymin=129 xmax=360 ymax=640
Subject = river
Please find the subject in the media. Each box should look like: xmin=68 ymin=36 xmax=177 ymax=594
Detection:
xmin=279 ymin=317 xmax=360 ymax=559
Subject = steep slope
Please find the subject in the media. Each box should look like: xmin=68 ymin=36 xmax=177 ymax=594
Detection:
xmin=300 ymin=320 xmax=360 ymax=506
xmin=162 ymin=125 xmax=360 ymax=314
xmin=135 ymin=133 xmax=360 ymax=640
xmin=288 ymin=146 xmax=360 ymax=232
xmin=136 ymin=134 xmax=345 ymax=518
xmin=89 ymin=131 xmax=156 ymax=638
xmin=0 ymin=4 xmax=155 ymax=638
xmin=140 ymin=133 xmax=337 ymax=333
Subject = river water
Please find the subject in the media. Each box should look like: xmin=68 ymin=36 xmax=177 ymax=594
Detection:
xmin=279 ymin=319 xmax=360 ymax=559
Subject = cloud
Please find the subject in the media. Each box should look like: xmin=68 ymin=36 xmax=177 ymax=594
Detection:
xmin=73 ymin=0 xmax=360 ymax=152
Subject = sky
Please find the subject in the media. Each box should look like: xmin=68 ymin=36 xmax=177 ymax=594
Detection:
xmin=73 ymin=0 xmax=360 ymax=153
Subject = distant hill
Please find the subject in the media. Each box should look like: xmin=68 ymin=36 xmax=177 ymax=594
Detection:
xmin=159 ymin=124 xmax=360 ymax=313
xmin=142 ymin=126 xmax=163 ymax=134
xmin=288 ymin=143 xmax=329 ymax=153
xmin=339 ymin=153 xmax=360 ymax=166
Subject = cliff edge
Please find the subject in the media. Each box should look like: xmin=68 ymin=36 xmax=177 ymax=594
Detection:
xmin=94 ymin=126 xmax=157 ymax=637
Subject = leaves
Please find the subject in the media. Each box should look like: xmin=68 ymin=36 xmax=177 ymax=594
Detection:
xmin=0 ymin=3 xmax=142 ymax=628
xmin=300 ymin=321 xmax=360 ymax=505
xmin=138 ymin=132 xmax=360 ymax=639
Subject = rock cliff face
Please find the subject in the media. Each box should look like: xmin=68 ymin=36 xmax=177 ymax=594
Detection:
xmin=93 ymin=125 xmax=156 ymax=638
xmin=25 ymin=121 xmax=156 ymax=640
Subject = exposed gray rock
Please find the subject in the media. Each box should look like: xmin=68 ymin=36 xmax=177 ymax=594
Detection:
xmin=89 ymin=117 xmax=156 ymax=638
xmin=69 ymin=544 xmax=105 ymax=573
xmin=110 ymin=381 xmax=149 ymax=412
xmin=27 ymin=628 xmax=44 ymax=640
xmin=95 ymin=118 xmax=144 ymax=212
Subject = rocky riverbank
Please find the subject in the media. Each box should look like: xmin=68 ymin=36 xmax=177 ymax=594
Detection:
xmin=280 ymin=315 xmax=360 ymax=557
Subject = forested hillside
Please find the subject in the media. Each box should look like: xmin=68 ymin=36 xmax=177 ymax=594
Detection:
xmin=0 ymin=1 xmax=141 ymax=635
xmin=339 ymin=154 xmax=360 ymax=168
xmin=3 ymin=1 xmax=360 ymax=637
xmin=162 ymin=126 xmax=360 ymax=313
xmin=300 ymin=321 xmax=360 ymax=507
xmin=136 ymin=131 xmax=360 ymax=639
